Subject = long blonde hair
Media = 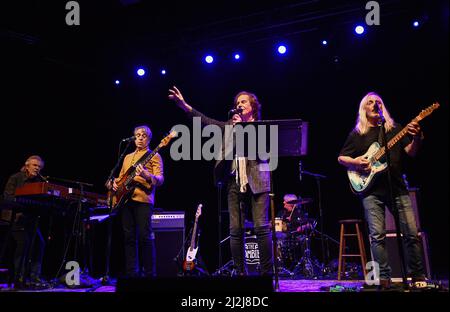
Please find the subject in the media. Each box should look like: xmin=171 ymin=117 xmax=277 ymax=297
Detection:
xmin=355 ymin=92 xmax=395 ymax=135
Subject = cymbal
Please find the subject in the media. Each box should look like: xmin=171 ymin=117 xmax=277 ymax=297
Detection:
xmin=286 ymin=198 xmax=313 ymax=205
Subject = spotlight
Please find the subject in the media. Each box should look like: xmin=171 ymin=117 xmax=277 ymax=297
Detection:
xmin=413 ymin=21 xmax=420 ymax=27
xmin=277 ymin=45 xmax=287 ymax=54
xmin=161 ymin=69 xmax=166 ymax=75
xmin=234 ymin=53 xmax=240 ymax=60
xmin=322 ymin=40 xmax=328 ymax=45
xmin=205 ymin=55 xmax=214 ymax=64
xmin=355 ymin=25 xmax=365 ymax=35
xmin=137 ymin=68 xmax=146 ymax=76
xmin=115 ymin=80 xmax=120 ymax=85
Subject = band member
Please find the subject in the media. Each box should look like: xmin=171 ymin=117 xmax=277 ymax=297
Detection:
xmin=2 ymin=155 xmax=48 ymax=289
xmin=169 ymin=86 xmax=273 ymax=276
xmin=338 ymin=92 xmax=426 ymax=289
xmin=107 ymin=125 xmax=164 ymax=277
xmin=278 ymin=194 xmax=305 ymax=233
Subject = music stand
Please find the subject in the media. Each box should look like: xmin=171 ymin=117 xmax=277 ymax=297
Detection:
xmin=237 ymin=119 xmax=308 ymax=290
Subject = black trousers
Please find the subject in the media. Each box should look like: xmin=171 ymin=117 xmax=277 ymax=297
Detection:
xmin=227 ymin=179 xmax=273 ymax=275
xmin=12 ymin=214 xmax=45 ymax=280
xmin=121 ymin=200 xmax=156 ymax=277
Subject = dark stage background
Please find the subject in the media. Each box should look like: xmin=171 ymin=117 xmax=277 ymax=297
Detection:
xmin=1 ymin=1 xmax=448 ymax=279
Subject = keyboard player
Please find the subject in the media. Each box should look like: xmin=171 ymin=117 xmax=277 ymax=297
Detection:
xmin=2 ymin=155 xmax=49 ymax=289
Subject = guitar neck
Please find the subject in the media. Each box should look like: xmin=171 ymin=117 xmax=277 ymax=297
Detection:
xmin=126 ymin=144 xmax=163 ymax=182
xmin=189 ymin=218 xmax=199 ymax=250
xmin=373 ymin=118 xmax=417 ymax=161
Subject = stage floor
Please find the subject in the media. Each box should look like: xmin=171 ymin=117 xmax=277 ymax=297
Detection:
xmin=1 ymin=279 xmax=447 ymax=293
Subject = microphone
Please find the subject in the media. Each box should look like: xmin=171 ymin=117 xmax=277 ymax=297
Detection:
xmin=299 ymin=160 xmax=302 ymax=182
xmin=121 ymin=136 xmax=136 ymax=142
xmin=38 ymin=173 xmax=49 ymax=183
xmin=229 ymin=107 xmax=243 ymax=116
xmin=374 ymin=102 xmax=380 ymax=113
xmin=374 ymin=101 xmax=385 ymax=122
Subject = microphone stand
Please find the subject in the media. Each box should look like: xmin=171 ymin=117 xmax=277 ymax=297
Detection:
xmin=378 ymin=114 xmax=408 ymax=288
xmin=100 ymin=140 xmax=133 ymax=285
xmin=300 ymin=164 xmax=328 ymax=271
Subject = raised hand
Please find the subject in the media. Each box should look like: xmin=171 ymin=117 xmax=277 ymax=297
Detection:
xmin=168 ymin=86 xmax=191 ymax=112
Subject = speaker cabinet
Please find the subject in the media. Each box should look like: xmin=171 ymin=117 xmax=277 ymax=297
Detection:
xmin=385 ymin=188 xmax=421 ymax=231
xmin=384 ymin=232 xmax=431 ymax=281
xmin=154 ymin=229 xmax=184 ymax=277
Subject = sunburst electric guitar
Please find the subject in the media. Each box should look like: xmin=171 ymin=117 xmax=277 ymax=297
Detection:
xmin=108 ymin=130 xmax=177 ymax=211
xmin=348 ymin=103 xmax=440 ymax=194
xmin=183 ymin=204 xmax=202 ymax=272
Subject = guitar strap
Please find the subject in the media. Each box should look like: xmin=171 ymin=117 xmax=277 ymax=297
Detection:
xmin=377 ymin=125 xmax=385 ymax=145
xmin=133 ymin=150 xmax=152 ymax=168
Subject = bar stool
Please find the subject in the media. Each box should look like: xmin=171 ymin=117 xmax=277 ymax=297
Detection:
xmin=337 ymin=219 xmax=367 ymax=280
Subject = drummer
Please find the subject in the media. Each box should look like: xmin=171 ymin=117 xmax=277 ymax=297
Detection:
xmin=278 ymin=194 xmax=306 ymax=234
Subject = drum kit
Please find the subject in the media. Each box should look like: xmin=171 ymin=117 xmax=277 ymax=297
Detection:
xmin=274 ymin=197 xmax=323 ymax=278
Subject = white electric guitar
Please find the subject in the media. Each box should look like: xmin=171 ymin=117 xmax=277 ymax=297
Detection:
xmin=348 ymin=103 xmax=440 ymax=194
xmin=182 ymin=204 xmax=202 ymax=272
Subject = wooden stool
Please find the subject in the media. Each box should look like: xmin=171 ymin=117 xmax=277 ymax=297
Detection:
xmin=337 ymin=219 xmax=367 ymax=280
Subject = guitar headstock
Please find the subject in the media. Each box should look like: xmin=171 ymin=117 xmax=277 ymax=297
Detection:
xmin=417 ymin=102 xmax=440 ymax=121
xmin=160 ymin=130 xmax=178 ymax=147
xmin=195 ymin=204 xmax=202 ymax=219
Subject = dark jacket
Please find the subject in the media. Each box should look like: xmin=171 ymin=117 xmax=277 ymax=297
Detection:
xmin=188 ymin=108 xmax=270 ymax=194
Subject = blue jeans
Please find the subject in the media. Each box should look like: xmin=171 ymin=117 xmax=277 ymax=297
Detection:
xmin=227 ymin=179 xmax=273 ymax=275
xmin=362 ymin=194 xmax=425 ymax=280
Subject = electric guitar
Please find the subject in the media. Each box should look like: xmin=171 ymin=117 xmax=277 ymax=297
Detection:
xmin=348 ymin=103 xmax=440 ymax=194
xmin=182 ymin=204 xmax=202 ymax=272
xmin=108 ymin=130 xmax=177 ymax=211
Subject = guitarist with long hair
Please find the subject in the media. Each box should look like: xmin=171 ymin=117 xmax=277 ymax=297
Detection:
xmin=338 ymin=92 xmax=428 ymax=290
xmin=107 ymin=125 xmax=164 ymax=278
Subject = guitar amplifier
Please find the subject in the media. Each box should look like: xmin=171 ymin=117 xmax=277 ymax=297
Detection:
xmin=151 ymin=211 xmax=185 ymax=230
xmin=151 ymin=211 xmax=185 ymax=276
xmin=385 ymin=188 xmax=421 ymax=231
xmin=384 ymin=231 xmax=432 ymax=281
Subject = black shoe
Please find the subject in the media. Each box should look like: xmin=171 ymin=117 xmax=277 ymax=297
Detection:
xmin=29 ymin=276 xmax=50 ymax=289
xmin=13 ymin=277 xmax=26 ymax=290
xmin=377 ymin=279 xmax=392 ymax=290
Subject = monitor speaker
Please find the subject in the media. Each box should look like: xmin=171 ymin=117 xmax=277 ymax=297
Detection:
xmin=384 ymin=231 xmax=431 ymax=280
xmin=154 ymin=229 xmax=184 ymax=277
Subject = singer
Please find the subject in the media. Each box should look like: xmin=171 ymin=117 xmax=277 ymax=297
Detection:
xmin=2 ymin=155 xmax=49 ymax=289
xmin=168 ymin=86 xmax=273 ymax=276
xmin=337 ymin=92 xmax=426 ymax=290
xmin=106 ymin=125 xmax=164 ymax=277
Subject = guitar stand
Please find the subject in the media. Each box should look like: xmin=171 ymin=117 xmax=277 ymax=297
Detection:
xmin=175 ymin=227 xmax=193 ymax=276
xmin=212 ymin=259 xmax=235 ymax=277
